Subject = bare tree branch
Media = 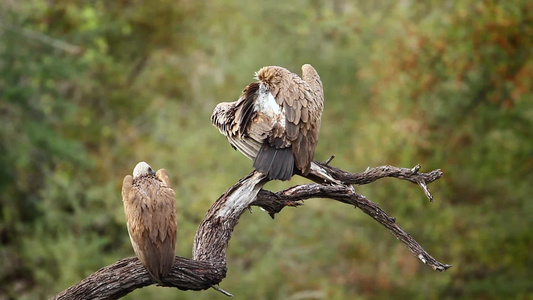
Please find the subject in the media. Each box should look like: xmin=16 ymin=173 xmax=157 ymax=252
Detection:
xmin=53 ymin=164 xmax=449 ymax=299
xmin=52 ymin=257 xmax=226 ymax=300
xmin=308 ymin=161 xmax=442 ymax=202
xmin=193 ymin=172 xmax=267 ymax=262
xmin=252 ymin=179 xmax=451 ymax=271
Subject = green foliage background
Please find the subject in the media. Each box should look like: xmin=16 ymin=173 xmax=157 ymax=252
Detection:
xmin=1 ymin=1 xmax=532 ymax=299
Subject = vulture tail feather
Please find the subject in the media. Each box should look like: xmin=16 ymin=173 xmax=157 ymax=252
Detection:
xmin=253 ymin=143 xmax=294 ymax=181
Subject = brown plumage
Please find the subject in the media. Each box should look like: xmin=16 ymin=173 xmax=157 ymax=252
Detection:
xmin=212 ymin=64 xmax=324 ymax=180
xmin=122 ymin=161 xmax=177 ymax=282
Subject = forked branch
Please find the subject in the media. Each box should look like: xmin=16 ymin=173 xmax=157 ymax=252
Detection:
xmin=253 ymin=184 xmax=450 ymax=271
xmin=53 ymin=163 xmax=449 ymax=299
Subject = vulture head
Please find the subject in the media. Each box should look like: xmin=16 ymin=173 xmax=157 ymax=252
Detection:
xmin=133 ymin=161 xmax=156 ymax=179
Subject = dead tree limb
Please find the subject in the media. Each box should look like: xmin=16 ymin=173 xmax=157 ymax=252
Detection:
xmin=52 ymin=163 xmax=449 ymax=299
xmin=52 ymin=257 xmax=226 ymax=300
xmin=253 ymin=184 xmax=450 ymax=271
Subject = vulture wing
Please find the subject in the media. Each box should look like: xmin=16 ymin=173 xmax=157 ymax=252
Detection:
xmin=254 ymin=65 xmax=323 ymax=178
xmin=122 ymin=172 xmax=177 ymax=282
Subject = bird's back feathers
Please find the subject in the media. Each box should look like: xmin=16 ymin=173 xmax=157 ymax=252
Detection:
xmin=122 ymin=169 xmax=177 ymax=282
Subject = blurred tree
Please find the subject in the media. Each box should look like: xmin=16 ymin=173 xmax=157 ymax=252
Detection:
xmin=357 ymin=0 xmax=533 ymax=298
xmin=0 ymin=0 xmax=531 ymax=299
xmin=0 ymin=0 xmax=197 ymax=297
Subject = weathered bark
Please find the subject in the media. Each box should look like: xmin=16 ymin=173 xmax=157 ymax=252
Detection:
xmin=192 ymin=171 xmax=267 ymax=262
xmin=52 ymin=163 xmax=450 ymax=299
xmin=52 ymin=257 xmax=226 ymax=300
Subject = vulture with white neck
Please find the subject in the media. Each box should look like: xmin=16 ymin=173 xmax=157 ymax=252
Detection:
xmin=122 ymin=161 xmax=177 ymax=283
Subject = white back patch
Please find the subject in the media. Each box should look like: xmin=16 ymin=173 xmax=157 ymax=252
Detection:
xmin=254 ymin=84 xmax=285 ymax=127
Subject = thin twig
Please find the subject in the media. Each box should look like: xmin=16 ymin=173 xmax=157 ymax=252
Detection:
xmin=309 ymin=162 xmax=442 ymax=202
xmin=211 ymin=285 xmax=234 ymax=297
xmin=324 ymin=155 xmax=335 ymax=165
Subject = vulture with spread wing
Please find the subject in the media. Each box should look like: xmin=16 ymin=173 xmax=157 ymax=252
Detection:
xmin=122 ymin=162 xmax=177 ymax=282
xmin=212 ymin=64 xmax=324 ymax=181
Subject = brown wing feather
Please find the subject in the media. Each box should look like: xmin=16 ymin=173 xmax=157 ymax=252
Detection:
xmin=122 ymin=174 xmax=176 ymax=282
xmin=123 ymin=175 xmax=151 ymax=276
xmin=122 ymin=175 xmax=133 ymax=202
xmin=257 ymin=65 xmax=323 ymax=175
xmin=236 ymin=82 xmax=260 ymax=136
xmin=212 ymin=82 xmax=272 ymax=160
xmin=156 ymin=169 xmax=172 ymax=188
xmin=294 ymin=64 xmax=323 ymax=173
xmin=153 ymin=176 xmax=176 ymax=279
